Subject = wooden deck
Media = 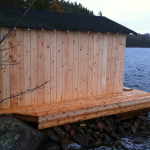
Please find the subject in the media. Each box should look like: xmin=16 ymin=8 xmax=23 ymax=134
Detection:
xmin=1 ymin=89 xmax=150 ymax=129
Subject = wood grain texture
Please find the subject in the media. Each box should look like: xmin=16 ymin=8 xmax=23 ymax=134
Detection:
xmin=9 ymin=28 xmax=18 ymax=108
xmin=37 ymin=30 xmax=45 ymax=104
xmin=44 ymin=30 xmax=51 ymax=103
xmin=67 ymin=31 xmax=73 ymax=99
xmin=106 ymin=34 xmax=113 ymax=95
xmin=56 ymin=30 xmax=63 ymax=101
xmin=101 ymin=34 xmax=108 ymax=95
xmin=31 ymin=29 xmax=38 ymax=105
xmin=88 ymin=32 xmax=94 ymax=97
xmin=17 ymin=28 xmax=25 ymax=107
xmin=62 ymin=31 xmax=68 ymax=100
xmin=72 ymin=32 xmax=79 ymax=99
xmin=83 ymin=32 xmax=89 ymax=97
xmin=50 ymin=30 xmax=57 ymax=102
xmin=24 ymin=29 xmax=31 ymax=106
xmin=97 ymin=33 xmax=103 ymax=96
xmin=78 ymin=32 xmax=84 ymax=98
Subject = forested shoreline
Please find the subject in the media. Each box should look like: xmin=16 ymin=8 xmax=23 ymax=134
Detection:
xmin=126 ymin=34 xmax=150 ymax=47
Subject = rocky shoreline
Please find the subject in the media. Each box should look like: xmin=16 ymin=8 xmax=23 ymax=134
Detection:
xmin=41 ymin=114 xmax=150 ymax=150
xmin=0 ymin=114 xmax=150 ymax=150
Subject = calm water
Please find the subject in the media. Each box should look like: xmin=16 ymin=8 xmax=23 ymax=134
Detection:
xmin=123 ymin=47 xmax=150 ymax=92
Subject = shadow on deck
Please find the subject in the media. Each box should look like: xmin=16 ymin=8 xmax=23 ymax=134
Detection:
xmin=1 ymin=89 xmax=150 ymax=129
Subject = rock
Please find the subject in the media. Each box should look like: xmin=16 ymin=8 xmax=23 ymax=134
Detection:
xmin=119 ymin=126 xmax=125 ymax=134
xmin=92 ymin=138 xmax=102 ymax=147
xmin=73 ymin=134 xmax=89 ymax=147
xmin=123 ymin=122 xmax=131 ymax=128
xmin=53 ymin=126 xmax=65 ymax=137
xmin=0 ymin=114 xmax=48 ymax=150
xmin=103 ymin=133 xmax=111 ymax=144
xmin=80 ymin=123 xmax=86 ymax=127
xmin=131 ymin=126 xmax=137 ymax=133
xmin=46 ymin=128 xmax=55 ymax=136
xmin=64 ymin=140 xmax=84 ymax=150
xmin=133 ymin=136 xmax=143 ymax=144
xmin=104 ymin=125 xmax=113 ymax=134
xmin=87 ymin=129 xmax=93 ymax=134
xmin=97 ymin=122 xmax=104 ymax=133
xmin=94 ymin=118 xmax=102 ymax=123
xmin=115 ymin=119 xmax=121 ymax=125
xmin=46 ymin=142 xmax=61 ymax=150
xmin=92 ymin=132 xmax=98 ymax=139
xmin=49 ymin=134 xmax=60 ymax=143
xmin=81 ymin=127 xmax=87 ymax=133
xmin=115 ymin=140 xmax=121 ymax=146
xmin=126 ymin=128 xmax=131 ymax=136
xmin=139 ymin=126 xmax=149 ymax=132
xmin=110 ymin=123 xmax=117 ymax=131
xmin=89 ymin=136 xmax=95 ymax=141
xmin=104 ymin=118 xmax=110 ymax=125
xmin=70 ymin=130 xmax=75 ymax=137
xmin=134 ymin=121 xmax=139 ymax=129
xmin=110 ymin=130 xmax=120 ymax=139
xmin=137 ymin=115 xmax=148 ymax=122
xmin=63 ymin=124 xmax=71 ymax=132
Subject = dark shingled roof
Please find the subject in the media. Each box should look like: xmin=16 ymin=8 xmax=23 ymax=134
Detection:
xmin=0 ymin=6 xmax=137 ymax=35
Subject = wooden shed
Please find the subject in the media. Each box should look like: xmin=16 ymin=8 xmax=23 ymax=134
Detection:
xmin=1 ymin=6 xmax=150 ymax=129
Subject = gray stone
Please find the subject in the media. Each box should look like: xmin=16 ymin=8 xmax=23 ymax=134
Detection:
xmin=63 ymin=124 xmax=71 ymax=132
xmin=123 ymin=122 xmax=131 ymax=128
xmin=104 ymin=125 xmax=113 ymax=134
xmin=131 ymin=126 xmax=137 ymax=133
xmin=137 ymin=115 xmax=148 ymax=122
xmin=53 ymin=126 xmax=65 ymax=137
xmin=92 ymin=138 xmax=102 ymax=147
xmin=0 ymin=114 xmax=48 ymax=150
xmin=97 ymin=122 xmax=104 ymax=133
xmin=73 ymin=134 xmax=89 ymax=147
xmin=49 ymin=134 xmax=60 ymax=143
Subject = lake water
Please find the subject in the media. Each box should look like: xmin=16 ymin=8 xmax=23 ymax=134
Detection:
xmin=123 ymin=47 xmax=150 ymax=92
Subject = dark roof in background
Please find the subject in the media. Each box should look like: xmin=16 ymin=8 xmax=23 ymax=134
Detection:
xmin=0 ymin=6 xmax=137 ymax=35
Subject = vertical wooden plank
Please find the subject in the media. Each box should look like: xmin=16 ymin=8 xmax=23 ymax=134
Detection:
xmin=0 ymin=27 xmax=10 ymax=109
xmin=24 ymin=29 xmax=31 ymax=106
xmin=50 ymin=30 xmax=57 ymax=102
xmin=37 ymin=29 xmax=45 ymax=104
xmin=9 ymin=28 xmax=18 ymax=108
xmin=102 ymin=34 xmax=108 ymax=95
xmin=115 ymin=34 xmax=120 ymax=93
xmin=78 ymin=32 xmax=84 ymax=98
xmin=56 ymin=30 xmax=63 ymax=101
xmin=110 ymin=34 xmax=117 ymax=94
xmin=31 ymin=29 xmax=38 ymax=105
xmin=117 ymin=34 xmax=123 ymax=93
xmin=119 ymin=34 xmax=126 ymax=92
xmin=44 ymin=30 xmax=51 ymax=103
xmin=97 ymin=33 xmax=104 ymax=96
xmin=88 ymin=32 xmax=94 ymax=97
xmin=0 ymin=27 xmax=2 ymax=109
xmin=116 ymin=34 xmax=120 ymax=93
xmin=17 ymin=28 xmax=25 ymax=107
xmin=72 ymin=32 xmax=79 ymax=99
xmin=68 ymin=31 xmax=73 ymax=99
xmin=62 ymin=31 xmax=68 ymax=101
xmin=83 ymin=32 xmax=89 ymax=97
xmin=93 ymin=33 xmax=99 ymax=96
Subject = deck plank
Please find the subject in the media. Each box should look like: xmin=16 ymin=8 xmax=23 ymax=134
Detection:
xmin=1 ymin=89 xmax=150 ymax=129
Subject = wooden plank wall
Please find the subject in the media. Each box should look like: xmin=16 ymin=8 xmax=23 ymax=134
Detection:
xmin=0 ymin=27 xmax=126 ymax=109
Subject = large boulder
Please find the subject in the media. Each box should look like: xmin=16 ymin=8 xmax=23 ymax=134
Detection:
xmin=0 ymin=114 xmax=48 ymax=150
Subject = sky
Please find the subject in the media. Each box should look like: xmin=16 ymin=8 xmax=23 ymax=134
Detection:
xmin=67 ymin=0 xmax=150 ymax=34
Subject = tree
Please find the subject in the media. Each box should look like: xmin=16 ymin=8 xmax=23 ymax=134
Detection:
xmin=98 ymin=11 xmax=102 ymax=16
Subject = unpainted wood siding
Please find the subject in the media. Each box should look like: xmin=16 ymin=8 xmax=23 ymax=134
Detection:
xmin=0 ymin=27 xmax=126 ymax=109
